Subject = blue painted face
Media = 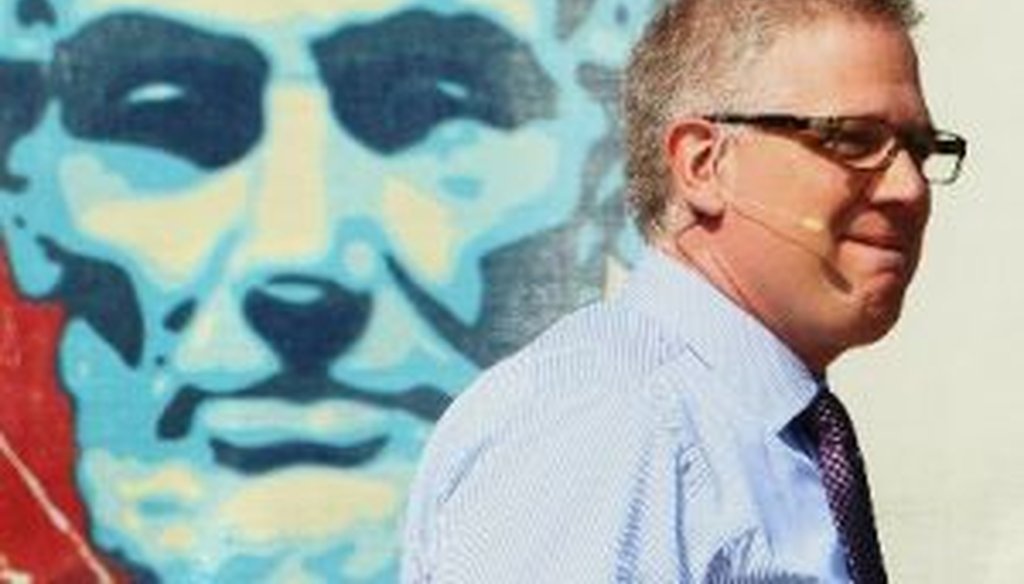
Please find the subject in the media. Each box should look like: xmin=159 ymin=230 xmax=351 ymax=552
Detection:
xmin=0 ymin=0 xmax=646 ymax=580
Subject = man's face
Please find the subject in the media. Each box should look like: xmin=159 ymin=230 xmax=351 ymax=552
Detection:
xmin=0 ymin=0 xmax=644 ymax=580
xmin=711 ymin=16 xmax=932 ymax=369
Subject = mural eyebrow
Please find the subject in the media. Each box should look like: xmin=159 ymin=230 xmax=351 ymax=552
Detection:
xmin=50 ymin=12 xmax=268 ymax=169
xmin=311 ymin=9 xmax=557 ymax=154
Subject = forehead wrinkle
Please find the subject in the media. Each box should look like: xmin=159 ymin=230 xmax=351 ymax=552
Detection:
xmin=71 ymin=0 xmax=408 ymax=25
xmin=70 ymin=0 xmax=544 ymax=37
xmin=68 ymin=1 xmax=379 ymax=41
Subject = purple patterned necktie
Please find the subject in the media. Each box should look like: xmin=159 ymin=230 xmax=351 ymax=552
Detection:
xmin=801 ymin=389 xmax=888 ymax=584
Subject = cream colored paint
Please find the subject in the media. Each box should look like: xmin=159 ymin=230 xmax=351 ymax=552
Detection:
xmin=269 ymin=558 xmax=320 ymax=584
xmin=115 ymin=465 xmax=204 ymax=503
xmin=60 ymin=154 xmax=247 ymax=288
xmin=381 ymin=178 xmax=458 ymax=285
xmin=829 ymin=3 xmax=1024 ymax=582
xmin=155 ymin=525 xmax=197 ymax=555
xmin=118 ymin=508 xmax=143 ymax=540
xmin=172 ymin=284 xmax=276 ymax=373
xmin=86 ymin=453 xmax=205 ymax=557
xmin=604 ymin=255 xmax=629 ymax=296
xmin=217 ymin=470 xmax=400 ymax=542
xmin=85 ymin=450 xmax=405 ymax=563
xmin=200 ymin=400 xmax=390 ymax=441
xmin=231 ymin=87 xmax=333 ymax=273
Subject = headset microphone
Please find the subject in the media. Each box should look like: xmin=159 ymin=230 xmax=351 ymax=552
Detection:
xmin=717 ymin=191 xmax=859 ymax=305
xmin=722 ymin=193 xmax=831 ymax=261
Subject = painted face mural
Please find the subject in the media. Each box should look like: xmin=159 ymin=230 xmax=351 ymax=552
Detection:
xmin=0 ymin=0 xmax=650 ymax=581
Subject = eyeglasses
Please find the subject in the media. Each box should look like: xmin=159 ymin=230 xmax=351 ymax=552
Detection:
xmin=703 ymin=113 xmax=967 ymax=185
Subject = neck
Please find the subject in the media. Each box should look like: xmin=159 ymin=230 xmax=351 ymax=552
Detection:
xmin=654 ymin=229 xmax=837 ymax=375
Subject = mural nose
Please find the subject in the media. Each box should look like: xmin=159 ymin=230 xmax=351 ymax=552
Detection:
xmin=242 ymin=275 xmax=371 ymax=374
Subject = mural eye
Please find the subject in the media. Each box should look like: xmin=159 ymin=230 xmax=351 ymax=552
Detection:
xmin=313 ymin=10 xmax=557 ymax=154
xmin=123 ymin=82 xmax=188 ymax=107
xmin=52 ymin=12 xmax=268 ymax=170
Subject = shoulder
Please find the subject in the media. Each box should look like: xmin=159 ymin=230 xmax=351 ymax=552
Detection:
xmin=429 ymin=299 xmax=691 ymax=458
xmin=402 ymin=299 xmax=711 ymax=577
xmin=422 ymin=295 xmax=713 ymax=457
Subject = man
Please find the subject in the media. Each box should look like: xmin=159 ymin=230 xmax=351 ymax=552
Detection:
xmin=403 ymin=0 xmax=966 ymax=581
xmin=0 ymin=0 xmax=652 ymax=581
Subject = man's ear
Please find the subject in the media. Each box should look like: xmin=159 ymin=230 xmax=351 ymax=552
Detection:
xmin=664 ymin=118 xmax=727 ymax=219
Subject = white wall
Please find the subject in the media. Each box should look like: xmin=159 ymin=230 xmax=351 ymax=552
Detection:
xmin=834 ymin=1 xmax=1024 ymax=581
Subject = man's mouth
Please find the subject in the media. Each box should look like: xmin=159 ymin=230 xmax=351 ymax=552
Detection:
xmin=843 ymin=233 xmax=914 ymax=273
xmin=210 ymin=436 xmax=389 ymax=474
xmin=156 ymin=375 xmax=452 ymax=474
xmin=847 ymin=233 xmax=906 ymax=252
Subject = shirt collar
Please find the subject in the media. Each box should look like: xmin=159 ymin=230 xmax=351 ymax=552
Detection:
xmin=616 ymin=246 xmax=821 ymax=433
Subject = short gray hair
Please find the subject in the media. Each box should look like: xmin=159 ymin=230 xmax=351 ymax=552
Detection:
xmin=623 ymin=0 xmax=921 ymax=239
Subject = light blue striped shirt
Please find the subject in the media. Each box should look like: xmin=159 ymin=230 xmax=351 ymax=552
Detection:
xmin=402 ymin=247 xmax=851 ymax=582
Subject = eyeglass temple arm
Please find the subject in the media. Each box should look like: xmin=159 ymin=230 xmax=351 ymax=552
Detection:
xmin=702 ymin=113 xmax=815 ymax=131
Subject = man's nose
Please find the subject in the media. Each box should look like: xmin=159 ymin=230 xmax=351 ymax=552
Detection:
xmin=872 ymin=149 xmax=931 ymax=208
xmin=170 ymin=83 xmax=384 ymax=386
xmin=243 ymin=275 xmax=371 ymax=375
xmin=235 ymin=84 xmax=380 ymax=373
xmin=235 ymin=85 xmax=337 ymax=269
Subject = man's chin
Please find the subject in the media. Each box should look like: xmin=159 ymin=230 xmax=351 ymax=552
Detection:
xmin=857 ymin=285 xmax=908 ymax=339
xmin=103 ymin=538 xmax=399 ymax=584
xmin=835 ymin=308 xmax=904 ymax=357
xmin=80 ymin=449 xmax=407 ymax=582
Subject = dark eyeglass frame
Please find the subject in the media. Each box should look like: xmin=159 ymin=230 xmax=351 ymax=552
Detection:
xmin=702 ymin=113 xmax=968 ymax=185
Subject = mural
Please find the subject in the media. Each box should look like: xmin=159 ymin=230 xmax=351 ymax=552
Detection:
xmin=0 ymin=0 xmax=652 ymax=581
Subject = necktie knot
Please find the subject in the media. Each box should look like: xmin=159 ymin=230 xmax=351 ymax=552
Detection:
xmin=802 ymin=389 xmax=857 ymax=447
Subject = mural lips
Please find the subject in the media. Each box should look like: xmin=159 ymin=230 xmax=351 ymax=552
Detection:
xmin=156 ymin=376 xmax=452 ymax=473
xmin=210 ymin=436 xmax=390 ymax=474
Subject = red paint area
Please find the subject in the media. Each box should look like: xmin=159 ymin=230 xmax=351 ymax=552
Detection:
xmin=0 ymin=248 xmax=124 ymax=581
